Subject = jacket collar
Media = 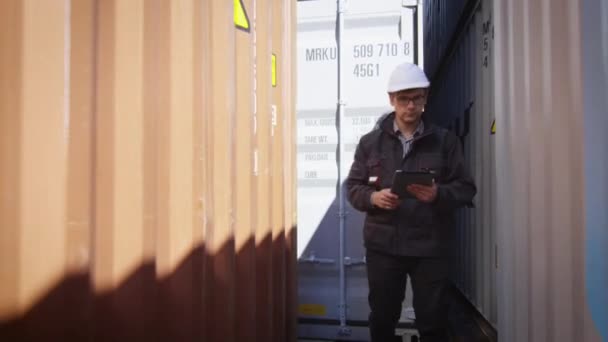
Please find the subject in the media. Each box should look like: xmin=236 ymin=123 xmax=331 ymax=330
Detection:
xmin=379 ymin=112 xmax=436 ymax=140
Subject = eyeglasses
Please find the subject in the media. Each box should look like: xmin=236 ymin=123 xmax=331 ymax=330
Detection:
xmin=395 ymin=94 xmax=426 ymax=106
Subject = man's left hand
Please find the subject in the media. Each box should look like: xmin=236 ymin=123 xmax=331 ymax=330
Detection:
xmin=407 ymin=182 xmax=438 ymax=203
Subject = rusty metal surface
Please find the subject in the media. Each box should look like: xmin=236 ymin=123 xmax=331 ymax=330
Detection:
xmin=0 ymin=0 xmax=296 ymax=341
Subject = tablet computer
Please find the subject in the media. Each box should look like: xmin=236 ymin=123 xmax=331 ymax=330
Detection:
xmin=390 ymin=170 xmax=435 ymax=198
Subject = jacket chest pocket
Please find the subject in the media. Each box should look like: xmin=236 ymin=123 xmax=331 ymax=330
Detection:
xmin=366 ymin=156 xmax=390 ymax=188
xmin=416 ymin=153 xmax=445 ymax=180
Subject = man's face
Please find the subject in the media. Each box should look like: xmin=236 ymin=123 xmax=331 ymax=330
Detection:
xmin=389 ymin=88 xmax=427 ymax=126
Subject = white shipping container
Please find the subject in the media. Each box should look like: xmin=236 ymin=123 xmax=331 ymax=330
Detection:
xmin=296 ymin=0 xmax=423 ymax=340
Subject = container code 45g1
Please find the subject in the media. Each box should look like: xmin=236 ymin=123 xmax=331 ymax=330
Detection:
xmin=353 ymin=63 xmax=380 ymax=78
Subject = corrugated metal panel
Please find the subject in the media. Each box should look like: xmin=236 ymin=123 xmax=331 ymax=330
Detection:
xmin=581 ymin=0 xmax=608 ymax=340
xmin=426 ymin=0 xmax=607 ymax=340
xmin=493 ymin=0 xmax=603 ymax=341
xmin=0 ymin=1 xmax=297 ymax=341
xmin=423 ymin=0 xmax=497 ymax=327
xmin=423 ymin=0 xmax=472 ymax=78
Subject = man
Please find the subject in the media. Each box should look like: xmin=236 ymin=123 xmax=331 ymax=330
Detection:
xmin=346 ymin=62 xmax=476 ymax=342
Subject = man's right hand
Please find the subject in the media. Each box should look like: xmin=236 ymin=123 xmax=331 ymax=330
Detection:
xmin=371 ymin=189 xmax=401 ymax=210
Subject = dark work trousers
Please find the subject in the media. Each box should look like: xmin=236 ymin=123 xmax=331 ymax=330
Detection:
xmin=366 ymin=248 xmax=449 ymax=342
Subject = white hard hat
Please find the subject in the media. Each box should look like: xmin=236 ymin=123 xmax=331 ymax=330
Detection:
xmin=387 ymin=62 xmax=430 ymax=93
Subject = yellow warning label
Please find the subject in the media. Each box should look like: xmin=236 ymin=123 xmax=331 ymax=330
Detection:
xmin=271 ymin=54 xmax=277 ymax=87
xmin=234 ymin=0 xmax=250 ymax=31
xmin=298 ymin=304 xmax=327 ymax=316
xmin=491 ymin=119 xmax=496 ymax=134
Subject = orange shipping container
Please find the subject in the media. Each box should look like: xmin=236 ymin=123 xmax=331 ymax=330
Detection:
xmin=0 ymin=0 xmax=297 ymax=341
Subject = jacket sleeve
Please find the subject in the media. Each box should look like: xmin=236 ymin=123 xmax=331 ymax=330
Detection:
xmin=434 ymin=131 xmax=477 ymax=212
xmin=346 ymin=140 xmax=376 ymax=212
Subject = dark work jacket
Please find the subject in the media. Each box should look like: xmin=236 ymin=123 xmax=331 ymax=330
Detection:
xmin=346 ymin=113 xmax=477 ymax=257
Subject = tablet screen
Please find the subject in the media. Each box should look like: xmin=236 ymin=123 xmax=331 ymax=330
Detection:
xmin=390 ymin=170 xmax=435 ymax=198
